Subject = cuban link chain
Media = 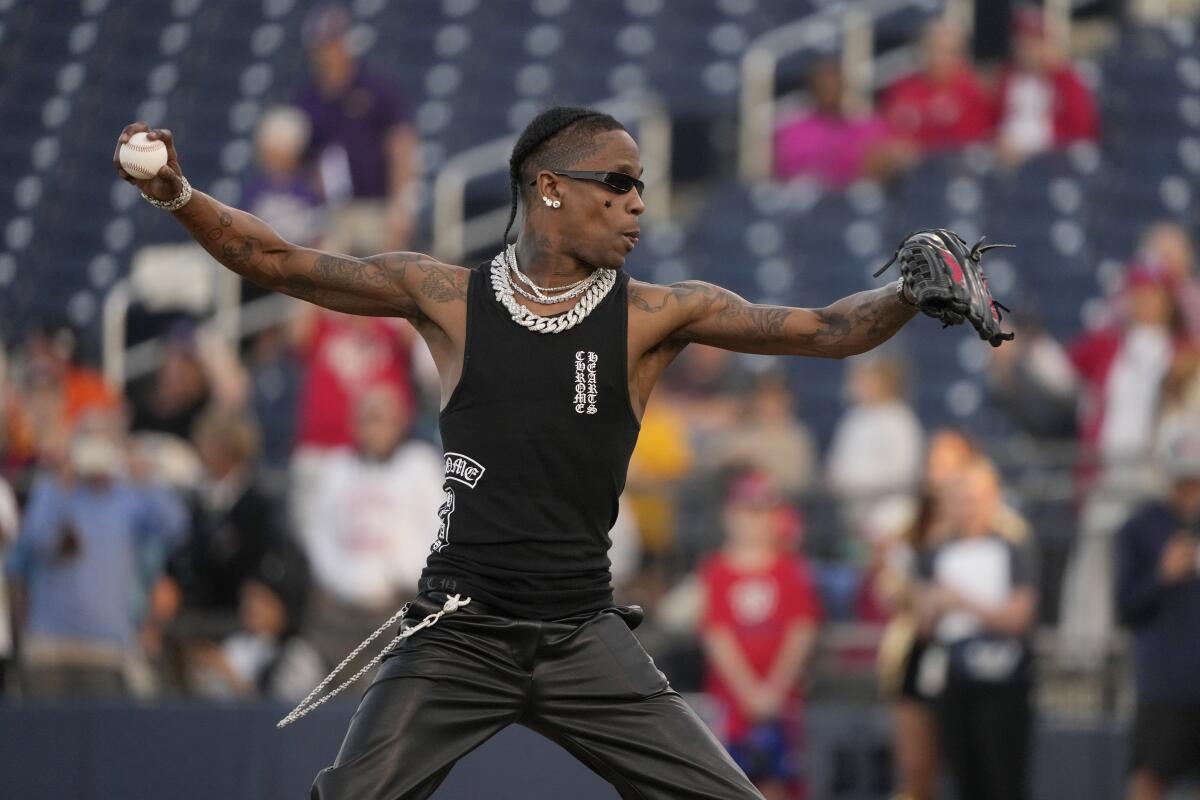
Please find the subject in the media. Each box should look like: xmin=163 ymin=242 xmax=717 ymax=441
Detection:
xmin=490 ymin=247 xmax=615 ymax=334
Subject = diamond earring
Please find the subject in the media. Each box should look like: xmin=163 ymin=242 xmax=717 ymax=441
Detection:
xmin=542 ymin=196 xmax=554 ymax=207
xmin=552 ymin=199 xmax=561 ymax=208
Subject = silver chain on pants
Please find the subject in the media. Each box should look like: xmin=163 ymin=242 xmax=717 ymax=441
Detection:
xmin=277 ymin=594 xmax=472 ymax=729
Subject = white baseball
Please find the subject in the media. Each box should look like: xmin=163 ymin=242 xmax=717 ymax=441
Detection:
xmin=119 ymin=131 xmax=168 ymax=180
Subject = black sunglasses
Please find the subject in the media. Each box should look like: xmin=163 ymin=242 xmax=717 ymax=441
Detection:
xmin=530 ymin=170 xmax=645 ymax=196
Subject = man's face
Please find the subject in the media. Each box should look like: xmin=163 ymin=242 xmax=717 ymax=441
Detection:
xmin=353 ymin=390 xmax=407 ymax=459
xmin=923 ymin=22 xmax=964 ymax=78
xmin=310 ymin=39 xmax=351 ymax=83
xmin=1127 ymin=282 xmax=1172 ymax=327
xmin=725 ymin=504 xmax=779 ymax=548
xmin=810 ymin=63 xmax=844 ymax=113
xmin=1013 ymin=33 xmax=1049 ymax=72
xmin=539 ymin=130 xmax=646 ymax=270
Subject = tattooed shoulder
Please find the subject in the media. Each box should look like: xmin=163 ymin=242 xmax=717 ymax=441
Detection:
xmin=628 ymin=280 xmax=717 ymax=315
xmin=378 ymin=254 xmax=469 ymax=304
xmin=629 ymin=283 xmax=670 ymax=313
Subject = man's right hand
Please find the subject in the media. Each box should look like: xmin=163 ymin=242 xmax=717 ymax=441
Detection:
xmin=112 ymin=122 xmax=185 ymax=203
xmin=1160 ymin=533 xmax=1198 ymax=585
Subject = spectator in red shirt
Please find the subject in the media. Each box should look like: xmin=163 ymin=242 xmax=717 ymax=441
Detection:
xmin=292 ymin=309 xmax=415 ymax=451
xmin=700 ymin=471 xmax=821 ymax=800
xmin=994 ymin=8 xmax=1099 ymax=167
xmin=882 ymin=19 xmax=994 ymax=152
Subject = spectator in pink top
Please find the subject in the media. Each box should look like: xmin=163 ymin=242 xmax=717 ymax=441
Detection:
xmin=774 ymin=60 xmax=915 ymax=188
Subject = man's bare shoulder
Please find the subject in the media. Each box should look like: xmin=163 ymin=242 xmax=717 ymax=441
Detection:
xmin=363 ymin=252 xmax=471 ymax=306
xmin=626 ymin=277 xmax=725 ymax=316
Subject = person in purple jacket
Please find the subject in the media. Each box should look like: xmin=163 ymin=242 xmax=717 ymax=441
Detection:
xmin=1116 ymin=420 xmax=1200 ymax=800
xmin=295 ymin=4 xmax=417 ymax=255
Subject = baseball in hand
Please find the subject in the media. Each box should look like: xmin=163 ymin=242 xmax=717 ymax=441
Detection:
xmin=119 ymin=131 xmax=168 ymax=180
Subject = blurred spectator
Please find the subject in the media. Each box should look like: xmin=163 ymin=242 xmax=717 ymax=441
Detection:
xmin=1136 ymin=221 xmax=1200 ymax=337
xmin=245 ymin=324 xmax=305 ymax=473
xmin=293 ymin=309 xmax=416 ymax=452
xmin=608 ymin=497 xmax=644 ymax=595
xmin=0 ymin=474 xmax=18 ymax=690
xmin=915 ymin=456 xmax=1038 ymax=800
xmin=0 ymin=343 xmax=36 ymax=471
xmin=20 ymin=322 xmax=119 ymax=463
xmin=189 ymin=544 xmax=322 ymax=702
xmin=295 ymin=385 xmax=442 ymax=671
xmin=129 ymin=324 xmax=248 ymax=442
xmin=700 ymin=472 xmax=820 ymax=800
xmin=1116 ymin=420 xmax=1200 ymax=800
xmin=994 ymin=8 xmax=1100 ymax=167
xmin=1161 ymin=343 xmax=1200 ymax=433
xmin=165 ymin=408 xmax=287 ymax=661
xmin=875 ymin=429 xmax=979 ymax=800
xmin=1059 ymin=265 xmax=1187 ymax=663
xmin=987 ymin=313 xmax=1079 ymax=443
xmin=706 ymin=372 xmax=818 ymax=498
xmin=13 ymin=417 xmax=187 ymax=698
xmin=626 ymin=391 xmax=694 ymax=562
xmin=295 ymin=4 xmax=417 ymax=255
xmin=773 ymin=60 xmax=915 ymax=188
xmin=826 ymin=357 xmax=923 ymax=541
xmin=661 ymin=345 xmax=755 ymax=434
xmin=241 ymin=106 xmax=325 ymax=249
xmin=882 ymin=20 xmax=994 ymax=152
xmin=1071 ymin=265 xmax=1185 ymax=486
xmin=1060 ymin=277 xmax=1180 ymax=671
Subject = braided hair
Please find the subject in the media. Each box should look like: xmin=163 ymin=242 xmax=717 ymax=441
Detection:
xmin=503 ymin=106 xmax=626 ymax=243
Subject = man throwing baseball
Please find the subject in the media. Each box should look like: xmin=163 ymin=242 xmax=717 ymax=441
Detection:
xmin=114 ymin=107 xmax=1009 ymax=800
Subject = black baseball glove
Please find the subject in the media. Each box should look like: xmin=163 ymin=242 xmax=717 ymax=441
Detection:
xmin=875 ymin=229 xmax=1015 ymax=347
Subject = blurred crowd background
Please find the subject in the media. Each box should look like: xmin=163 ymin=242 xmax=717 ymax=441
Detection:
xmin=2 ymin=0 xmax=1200 ymax=798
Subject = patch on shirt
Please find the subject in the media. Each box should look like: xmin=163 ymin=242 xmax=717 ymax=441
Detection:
xmin=574 ymin=350 xmax=599 ymax=415
xmin=432 ymin=486 xmax=455 ymax=553
xmin=444 ymin=452 xmax=486 ymax=488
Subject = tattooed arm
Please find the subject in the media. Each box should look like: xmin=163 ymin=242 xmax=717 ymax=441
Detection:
xmin=630 ymin=280 xmax=917 ymax=358
xmin=172 ymin=190 xmax=465 ymax=320
xmin=113 ymin=124 xmax=466 ymax=324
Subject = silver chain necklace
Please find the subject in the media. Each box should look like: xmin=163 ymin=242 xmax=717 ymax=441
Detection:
xmin=490 ymin=246 xmax=616 ymax=334
xmin=505 ymin=245 xmax=599 ymax=305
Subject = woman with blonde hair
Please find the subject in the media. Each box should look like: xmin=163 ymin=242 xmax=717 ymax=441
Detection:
xmin=876 ymin=429 xmax=977 ymax=800
xmin=915 ymin=456 xmax=1039 ymax=800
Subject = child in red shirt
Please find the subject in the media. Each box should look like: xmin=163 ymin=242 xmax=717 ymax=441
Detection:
xmin=701 ymin=472 xmax=821 ymax=800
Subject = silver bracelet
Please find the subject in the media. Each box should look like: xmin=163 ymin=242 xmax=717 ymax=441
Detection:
xmin=895 ymin=276 xmax=917 ymax=307
xmin=140 ymin=175 xmax=193 ymax=212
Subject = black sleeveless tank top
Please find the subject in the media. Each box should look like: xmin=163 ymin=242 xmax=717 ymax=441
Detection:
xmin=420 ymin=261 xmax=641 ymax=619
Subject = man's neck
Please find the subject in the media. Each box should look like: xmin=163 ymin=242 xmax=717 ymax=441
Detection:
xmin=514 ymin=232 xmax=595 ymax=288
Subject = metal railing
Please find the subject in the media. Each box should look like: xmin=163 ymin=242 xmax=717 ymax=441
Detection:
xmin=101 ymin=242 xmax=295 ymax=388
xmin=736 ymin=0 xmax=1097 ymax=182
xmin=431 ymin=91 xmax=673 ymax=265
xmin=734 ymin=0 xmax=1133 ymax=183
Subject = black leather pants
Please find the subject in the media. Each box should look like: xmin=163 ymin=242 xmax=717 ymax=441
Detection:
xmin=311 ymin=594 xmax=764 ymax=800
